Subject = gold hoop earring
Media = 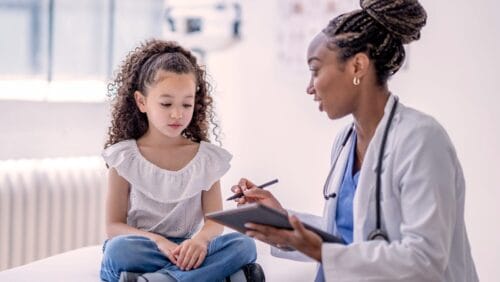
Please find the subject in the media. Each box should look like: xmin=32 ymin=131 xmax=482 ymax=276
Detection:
xmin=353 ymin=77 xmax=360 ymax=86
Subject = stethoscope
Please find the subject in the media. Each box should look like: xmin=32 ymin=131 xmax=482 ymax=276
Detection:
xmin=323 ymin=97 xmax=399 ymax=242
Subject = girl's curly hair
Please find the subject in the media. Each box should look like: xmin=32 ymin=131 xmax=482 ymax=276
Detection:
xmin=104 ymin=39 xmax=219 ymax=148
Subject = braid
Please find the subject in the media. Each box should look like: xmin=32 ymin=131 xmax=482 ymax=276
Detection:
xmin=361 ymin=0 xmax=427 ymax=44
xmin=322 ymin=0 xmax=427 ymax=85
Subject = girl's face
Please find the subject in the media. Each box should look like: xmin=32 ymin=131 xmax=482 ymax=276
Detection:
xmin=135 ymin=70 xmax=197 ymax=139
xmin=306 ymin=33 xmax=357 ymax=119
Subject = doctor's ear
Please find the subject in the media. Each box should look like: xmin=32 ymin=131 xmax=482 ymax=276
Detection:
xmin=349 ymin=53 xmax=370 ymax=79
xmin=134 ymin=91 xmax=147 ymax=113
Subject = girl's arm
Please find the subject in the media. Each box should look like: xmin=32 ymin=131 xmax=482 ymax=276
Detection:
xmin=105 ymin=168 xmax=158 ymax=241
xmin=172 ymin=180 xmax=224 ymax=270
xmin=105 ymin=168 xmax=179 ymax=262
xmin=193 ymin=180 xmax=224 ymax=242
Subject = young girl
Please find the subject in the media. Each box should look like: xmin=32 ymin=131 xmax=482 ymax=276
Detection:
xmin=100 ymin=39 xmax=260 ymax=282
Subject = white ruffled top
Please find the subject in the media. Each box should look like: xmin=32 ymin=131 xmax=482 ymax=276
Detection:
xmin=102 ymin=139 xmax=232 ymax=238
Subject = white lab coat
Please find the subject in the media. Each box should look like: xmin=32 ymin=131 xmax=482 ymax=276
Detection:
xmin=272 ymin=95 xmax=479 ymax=281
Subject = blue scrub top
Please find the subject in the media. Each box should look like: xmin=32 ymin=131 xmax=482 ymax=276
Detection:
xmin=317 ymin=133 xmax=360 ymax=282
xmin=333 ymin=132 xmax=360 ymax=244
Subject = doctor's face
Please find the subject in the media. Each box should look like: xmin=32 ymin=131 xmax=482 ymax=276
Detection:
xmin=306 ymin=33 xmax=356 ymax=119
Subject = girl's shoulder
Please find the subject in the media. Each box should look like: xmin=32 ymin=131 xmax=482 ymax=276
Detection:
xmin=102 ymin=139 xmax=138 ymax=170
xmin=198 ymin=141 xmax=232 ymax=164
xmin=102 ymin=139 xmax=136 ymax=160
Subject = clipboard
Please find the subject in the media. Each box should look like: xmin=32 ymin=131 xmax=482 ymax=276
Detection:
xmin=206 ymin=203 xmax=344 ymax=244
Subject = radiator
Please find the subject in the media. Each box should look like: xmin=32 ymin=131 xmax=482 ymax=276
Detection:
xmin=0 ymin=157 xmax=107 ymax=271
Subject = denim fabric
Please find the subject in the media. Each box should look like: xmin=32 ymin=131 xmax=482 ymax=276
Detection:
xmin=100 ymin=232 xmax=256 ymax=282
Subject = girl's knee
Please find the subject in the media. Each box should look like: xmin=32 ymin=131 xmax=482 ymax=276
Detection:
xmin=103 ymin=235 xmax=152 ymax=268
xmin=226 ymin=233 xmax=257 ymax=261
xmin=105 ymin=235 xmax=147 ymax=252
xmin=238 ymin=234 xmax=256 ymax=252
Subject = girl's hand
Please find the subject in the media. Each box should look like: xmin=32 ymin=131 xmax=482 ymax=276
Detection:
xmin=231 ymin=178 xmax=285 ymax=212
xmin=172 ymin=237 xmax=209 ymax=271
xmin=245 ymin=215 xmax=324 ymax=262
xmin=155 ymin=237 xmax=179 ymax=264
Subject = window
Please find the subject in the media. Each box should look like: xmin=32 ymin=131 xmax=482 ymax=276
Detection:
xmin=0 ymin=0 xmax=165 ymax=101
xmin=0 ymin=0 xmax=242 ymax=101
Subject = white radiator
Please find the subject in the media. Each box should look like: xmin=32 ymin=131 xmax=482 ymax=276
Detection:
xmin=0 ymin=157 xmax=107 ymax=271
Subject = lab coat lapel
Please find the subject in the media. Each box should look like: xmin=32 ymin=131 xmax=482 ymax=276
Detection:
xmin=323 ymin=132 xmax=354 ymax=234
xmin=352 ymin=95 xmax=399 ymax=242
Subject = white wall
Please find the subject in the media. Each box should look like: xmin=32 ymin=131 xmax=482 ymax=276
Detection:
xmin=0 ymin=100 xmax=108 ymax=159
xmin=208 ymin=0 xmax=500 ymax=280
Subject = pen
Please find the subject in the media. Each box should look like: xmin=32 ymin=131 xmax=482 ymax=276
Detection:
xmin=226 ymin=179 xmax=279 ymax=201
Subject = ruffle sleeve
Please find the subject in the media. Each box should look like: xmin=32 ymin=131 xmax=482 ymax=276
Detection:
xmin=102 ymin=140 xmax=232 ymax=203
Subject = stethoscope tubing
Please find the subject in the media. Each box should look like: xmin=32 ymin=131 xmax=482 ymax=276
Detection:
xmin=323 ymin=97 xmax=399 ymax=241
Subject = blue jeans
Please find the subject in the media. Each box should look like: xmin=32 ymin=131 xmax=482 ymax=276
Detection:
xmin=100 ymin=232 xmax=256 ymax=282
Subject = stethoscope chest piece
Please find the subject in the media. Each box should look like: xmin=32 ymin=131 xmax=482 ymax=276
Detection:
xmin=367 ymin=228 xmax=389 ymax=241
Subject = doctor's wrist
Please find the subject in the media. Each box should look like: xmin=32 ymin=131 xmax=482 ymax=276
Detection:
xmin=313 ymin=244 xmax=322 ymax=262
xmin=302 ymin=238 xmax=322 ymax=262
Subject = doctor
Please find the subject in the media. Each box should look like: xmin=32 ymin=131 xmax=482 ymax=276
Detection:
xmin=232 ymin=0 xmax=479 ymax=281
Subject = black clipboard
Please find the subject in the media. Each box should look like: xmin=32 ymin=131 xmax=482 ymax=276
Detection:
xmin=206 ymin=203 xmax=343 ymax=244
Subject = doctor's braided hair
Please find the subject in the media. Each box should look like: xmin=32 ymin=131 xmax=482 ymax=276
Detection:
xmin=323 ymin=0 xmax=427 ymax=85
xmin=105 ymin=39 xmax=219 ymax=148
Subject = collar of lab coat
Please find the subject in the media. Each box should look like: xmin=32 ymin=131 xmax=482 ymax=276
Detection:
xmin=323 ymin=125 xmax=355 ymax=234
xmin=368 ymin=94 xmax=401 ymax=171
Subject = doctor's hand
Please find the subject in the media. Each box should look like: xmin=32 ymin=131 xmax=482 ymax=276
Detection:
xmin=245 ymin=214 xmax=324 ymax=262
xmin=231 ymin=178 xmax=285 ymax=213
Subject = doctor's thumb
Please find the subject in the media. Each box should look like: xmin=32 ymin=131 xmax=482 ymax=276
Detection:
xmin=289 ymin=215 xmax=302 ymax=230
